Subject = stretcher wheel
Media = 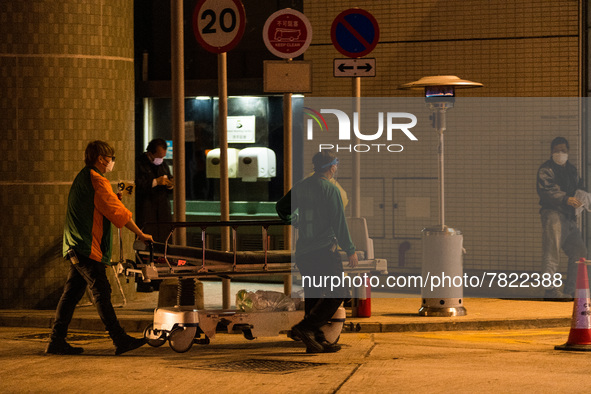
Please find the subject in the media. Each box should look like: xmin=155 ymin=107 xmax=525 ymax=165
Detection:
xmin=143 ymin=323 xmax=166 ymax=347
xmin=169 ymin=326 xmax=197 ymax=353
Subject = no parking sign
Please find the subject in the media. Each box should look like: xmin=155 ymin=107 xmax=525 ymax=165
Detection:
xmin=331 ymin=8 xmax=379 ymax=58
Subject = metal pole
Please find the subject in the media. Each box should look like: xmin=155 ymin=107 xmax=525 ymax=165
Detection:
xmin=283 ymin=90 xmax=292 ymax=296
xmin=435 ymin=109 xmax=446 ymax=229
xmin=218 ymin=52 xmax=231 ymax=309
xmin=218 ymin=52 xmax=230 ymax=248
xmin=283 ymin=91 xmax=292 ymax=231
xmin=171 ymin=0 xmax=186 ymax=245
xmin=438 ymin=126 xmax=444 ymax=229
xmin=352 ymin=76 xmax=361 ymax=218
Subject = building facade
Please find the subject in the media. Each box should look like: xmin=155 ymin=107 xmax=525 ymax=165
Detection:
xmin=0 ymin=0 xmax=135 ymax=308
xmin=0 ymin=0 xmax=588 ymax=308
xmin=302 ymin=0 xmax=587 ymax=278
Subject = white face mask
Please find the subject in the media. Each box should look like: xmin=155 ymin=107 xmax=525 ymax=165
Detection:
xmin=153 ymin=157 xmax=164 ymax=166
xmin=552 ymin=152 xmax=568 ymax=166
xmin=105 ymin=160 xmax=115 ymax=173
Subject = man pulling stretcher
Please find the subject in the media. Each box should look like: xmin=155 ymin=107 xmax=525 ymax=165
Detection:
xmin=276 ymin=151 xmax=357 ymax=354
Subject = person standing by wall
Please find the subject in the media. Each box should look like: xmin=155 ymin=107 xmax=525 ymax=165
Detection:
xmin=47 ymin=140 xmax=154 ymax=355
xmin=276 ymin=151 xmax=358 ymax=353
xmin=135 ymin=138 xmax=174 ymax=242
xmin=536 ymin=137 xmax=587 ymax=300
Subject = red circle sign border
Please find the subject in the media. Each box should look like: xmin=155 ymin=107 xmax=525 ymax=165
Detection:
xmin=330 ymin=8 xmax=379 ymax=58
xmin=192 ymin=0 xmax=246 ymax=54
xmin=263 ymin=9 xmax=313 ymax=59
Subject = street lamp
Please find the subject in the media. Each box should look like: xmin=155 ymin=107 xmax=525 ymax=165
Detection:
xmin=400 ymin=75 xmax=483 ymax=317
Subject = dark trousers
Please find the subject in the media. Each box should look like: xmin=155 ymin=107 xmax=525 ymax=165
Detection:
xmin=50 ymin=254 xmax=126 ymax=342
xmin=296 ymin=247 xmax=346 ymax=332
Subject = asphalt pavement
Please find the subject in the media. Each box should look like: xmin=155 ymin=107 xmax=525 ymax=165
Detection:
xmin=0 ymin=284 xmax=583 ymax=393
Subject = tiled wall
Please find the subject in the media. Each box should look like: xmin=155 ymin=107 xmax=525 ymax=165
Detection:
xmin=302 ymin=0 xmax=582 ymax=276
xmin=0 ymin=0 xmax=135 ymax=308
xmin=0 ymin=0 xmax=583 ymax=307
xmin=304 ymin=0 xmax=580 ymax=97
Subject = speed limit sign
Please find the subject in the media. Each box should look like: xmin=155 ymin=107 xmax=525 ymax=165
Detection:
xmin=192 ymin=0 xmax=246 ymax=53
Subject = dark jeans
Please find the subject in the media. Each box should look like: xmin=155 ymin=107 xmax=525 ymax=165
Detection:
xmin=50 ymin=253 xmax=126 ymax=342
xmin=296 ymin=247 xmax=346 ymax=332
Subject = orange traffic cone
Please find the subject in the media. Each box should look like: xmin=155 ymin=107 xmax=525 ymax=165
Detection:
xmin=555 ymin=259 xmax=591 ymax=351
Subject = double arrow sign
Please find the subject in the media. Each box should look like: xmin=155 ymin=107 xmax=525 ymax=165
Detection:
xmin=333 ymin=58 xmax=376 ymax=77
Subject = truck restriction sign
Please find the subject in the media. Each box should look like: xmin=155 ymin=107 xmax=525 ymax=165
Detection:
xmin=263 ymin=9 xmax=312 ymax=59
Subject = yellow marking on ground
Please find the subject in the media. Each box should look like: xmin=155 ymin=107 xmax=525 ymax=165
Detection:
xmin=407 ymin=330 xmax=570 ymax=344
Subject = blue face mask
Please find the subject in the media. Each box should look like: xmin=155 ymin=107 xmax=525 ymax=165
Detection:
xmin=153 ymin=157 xmax=164 ymax=166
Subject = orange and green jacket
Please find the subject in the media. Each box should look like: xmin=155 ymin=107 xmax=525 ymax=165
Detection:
xmin=63 ymin=166 xmax=132 ymax=264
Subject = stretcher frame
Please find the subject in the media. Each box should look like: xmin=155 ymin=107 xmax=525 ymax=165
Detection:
xmin=128 ymin=219 xmax=385 ymax=352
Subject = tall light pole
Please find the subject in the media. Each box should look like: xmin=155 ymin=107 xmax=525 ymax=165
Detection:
xmin=400 ymin=76 xmax=483 ymax=317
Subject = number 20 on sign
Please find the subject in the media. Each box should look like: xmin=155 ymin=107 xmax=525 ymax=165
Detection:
xmin=192 ymin=0 xmax=246 ymax=54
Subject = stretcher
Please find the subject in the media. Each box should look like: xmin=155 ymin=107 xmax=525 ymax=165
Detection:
xmin=128 ymin=219 xmax=387 ymax=353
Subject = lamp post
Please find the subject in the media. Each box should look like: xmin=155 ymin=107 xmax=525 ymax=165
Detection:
xmin=400 ymin=76 xmax=483 ymax=316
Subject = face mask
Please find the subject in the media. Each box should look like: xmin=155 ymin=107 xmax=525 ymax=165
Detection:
xmin=153 ymin=157 xmax=164 ymax=166
xmin=552 ymin=152 xmax=568 ymax=166
xmin=105 ymin=160 xmax=115 ymax=173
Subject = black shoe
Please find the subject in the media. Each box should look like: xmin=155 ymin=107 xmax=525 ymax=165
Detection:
xmin=45 ymin=339 xmax=83 ymax=355
xmin=291 ymin=325 xmax=323 ymax=353
xmin=287 ymin=330 xmax=301 ymax=342
xmin=321 ymin=341 xmax=342 ymax=353
xmin=114 ymin=335 xmax=147 ymax=355
xmin=306 ymin=340 xmax=342 ymax=353
xmin=544 ymin=288 xmax=573 ymax=302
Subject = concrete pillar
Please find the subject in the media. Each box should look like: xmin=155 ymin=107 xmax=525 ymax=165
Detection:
xmin=0 ymin=0 xmax=135 ymax=308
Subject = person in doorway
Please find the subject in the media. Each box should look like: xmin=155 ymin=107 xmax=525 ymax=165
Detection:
xmin=276 ymin=151 xmax=358 ymax=353
xmin=135 ymin=138 xmax=174 ymax=242
xmin=536 ymin=136 xmax=587 ymax=300
xmin=47 ymin=140 xmax=153 ymax=355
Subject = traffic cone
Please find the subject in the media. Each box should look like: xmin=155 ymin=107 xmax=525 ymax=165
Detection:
xmin=555 ymin=259 xmax=591 ymax=351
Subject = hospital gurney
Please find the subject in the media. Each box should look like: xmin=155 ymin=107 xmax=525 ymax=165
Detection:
xmin=128 ymin=219 xmax=387 ymax=353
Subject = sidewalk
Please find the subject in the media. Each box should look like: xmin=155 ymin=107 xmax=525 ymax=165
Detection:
xmin=0 ymin=286 xmax=574 ymax=334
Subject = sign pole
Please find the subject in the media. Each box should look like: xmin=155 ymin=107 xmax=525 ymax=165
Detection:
xmin=218 ymin=52 xmax=230 ymax=251
xmin=218 ymin=51 xmax=231 ymax=309
xmin=283 ymin=89 xmax=292 ymax=221
xmin=283 ymin=59 xmax=293 ymax=295
xmin=262 ymin=9 xmax=313 ymax=297
xmin=192 ymin=0 xmax=246 ymax=310
xmin=352 ymin=76 xmax=361 ymax=218
xmin=171 ymin=0 xmax=186 ymax=245
xmin=331 ymin=8 xmax=379 ymax=219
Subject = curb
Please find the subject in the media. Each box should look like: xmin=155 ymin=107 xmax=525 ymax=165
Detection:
xmin=0 ymin=314 xmax=153 ymax=334
xmin=344 ymin=318 xmax=572 ymax=333
xmin=1 ymin=314 xmax=571 ymax=334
